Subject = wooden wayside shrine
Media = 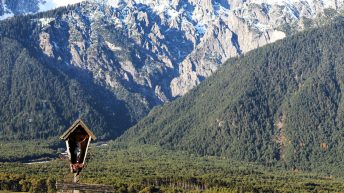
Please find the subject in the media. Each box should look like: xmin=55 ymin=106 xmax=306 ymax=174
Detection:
xmin=60 ymin=119 xmax=96 ymax=179
xmin=58 ymin=119 xmax=115 ymax=193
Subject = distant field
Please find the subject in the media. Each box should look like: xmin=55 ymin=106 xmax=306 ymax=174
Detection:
xmin=0 ymin=140 xmax=60 ymax=162
xmin=0 ymin=141 xmax=344 ymax=192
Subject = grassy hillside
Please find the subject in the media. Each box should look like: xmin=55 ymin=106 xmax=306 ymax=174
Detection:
xmin=119 ymin=17 xmax=344 ymax=171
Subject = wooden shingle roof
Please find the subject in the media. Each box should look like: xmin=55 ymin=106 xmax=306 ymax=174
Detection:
xmin=60 ymin=119 xmax=97 ymax=140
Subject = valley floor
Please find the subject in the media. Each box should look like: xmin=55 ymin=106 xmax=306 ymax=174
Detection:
xmin=0 ymin=141 xmax=343 ymax=192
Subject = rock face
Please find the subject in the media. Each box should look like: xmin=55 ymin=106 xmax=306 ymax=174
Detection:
xmin=5 ymin=0 xmax=41 ymax=14
xmin=26 ymin=0 xmax=343 ymax=103
xmin=1 ymin=0 xmax=344 ymax=122
xmin=0 ymin=0 xmax=40 ymax=19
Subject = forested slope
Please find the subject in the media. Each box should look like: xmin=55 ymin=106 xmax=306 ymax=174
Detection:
xmin=119 ymin=17 xmax=344 ymax=170
xmin=0 ymin=36 xmax=131 ymax=140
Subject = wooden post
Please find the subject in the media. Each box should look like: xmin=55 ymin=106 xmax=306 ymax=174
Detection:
xmin=73 ymin=173 xmax=80 ymax=193
xmin=73 ymin=173 xmax=80 ymax=183
xmin=73 ymin=189 xmax=80 ymax=193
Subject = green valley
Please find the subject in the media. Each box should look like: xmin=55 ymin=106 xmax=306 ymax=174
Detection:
xmin=0 ymin=143 xmax=344 ymax=192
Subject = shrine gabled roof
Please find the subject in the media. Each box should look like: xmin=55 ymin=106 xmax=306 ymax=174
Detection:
xmin=60 ymin=119 xmax=97 ymax=141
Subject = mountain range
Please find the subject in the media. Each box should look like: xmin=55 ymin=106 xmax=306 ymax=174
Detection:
xmin=1 ymin=0 xmax=343 ymax=99
xmin=0 ymin=0 xmax=343 ymax=142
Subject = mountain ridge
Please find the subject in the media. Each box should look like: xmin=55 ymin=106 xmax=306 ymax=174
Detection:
xmin=1 ymin=0 xmax=343 ymax=99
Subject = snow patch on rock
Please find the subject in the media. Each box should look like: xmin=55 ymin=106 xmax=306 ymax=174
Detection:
xmin=106 ymin=41 xmax=122 ymax=51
